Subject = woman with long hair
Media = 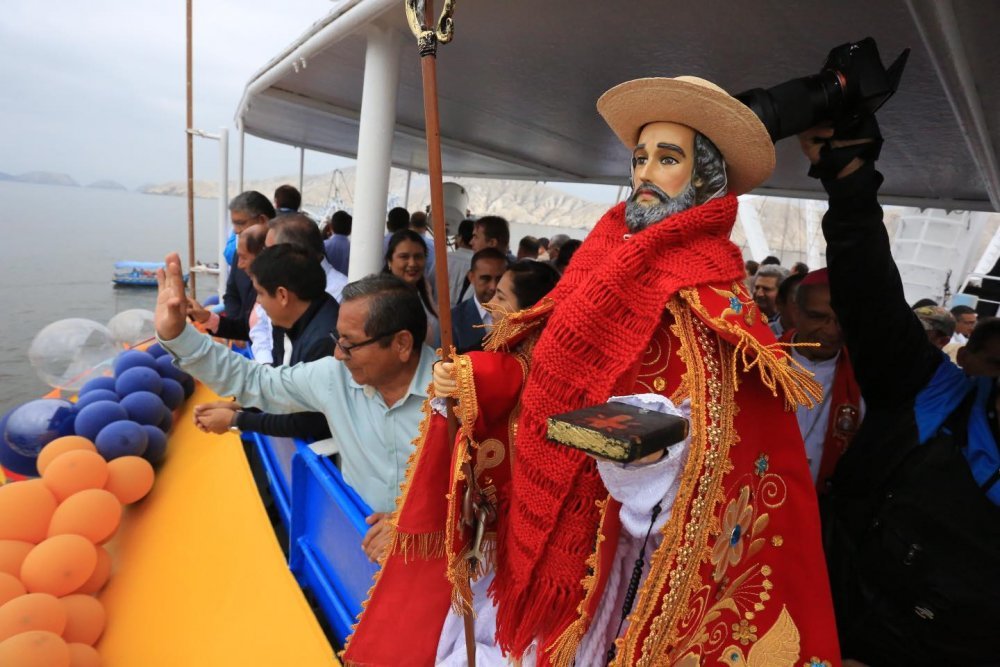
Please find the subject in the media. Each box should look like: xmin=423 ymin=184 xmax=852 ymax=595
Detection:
xmin=383 ymin=229 xmax=441 ymax=348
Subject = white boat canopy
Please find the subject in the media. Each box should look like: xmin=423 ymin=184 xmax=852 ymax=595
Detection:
xmin=236 ymin=0 xmax=1000 ymax=214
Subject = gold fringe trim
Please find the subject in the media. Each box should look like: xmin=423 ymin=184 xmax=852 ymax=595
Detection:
xmin=680 ymin=288 xmax=822 ymax=411
xmin=444 ymin=433 xmax=474 ymax=614
xmin=544 ymin=495 xmax=612 ymax=667
xmin=483 ymin=297 xmax=554 ymax=352
xmin=615 ymin=297 xmax=737 ymax=665
xmin=446 ymin=535 xmax=498 ymax=615
xmin=390 ymin=530 xmax=446 ymax=562
xmin=451 ymin=352 xmax=479 ymax=441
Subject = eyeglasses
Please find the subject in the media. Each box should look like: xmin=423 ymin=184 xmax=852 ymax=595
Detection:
xmin=332 ymin=328 xmax=404 ymax=358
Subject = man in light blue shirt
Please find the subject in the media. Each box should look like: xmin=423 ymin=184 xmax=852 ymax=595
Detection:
xmin=155 ymin=253 xmax=434 ymax=560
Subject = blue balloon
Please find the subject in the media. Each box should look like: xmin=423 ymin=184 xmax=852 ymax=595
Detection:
xmin=141 ymin=425 xmax=168 ymax=465
xmin=181 ymin=376 xmax=196 ymax=399
xmin=159 ymin=378 xmax=184 ymax=411
xmin=114 ymin=349 xmax=158 ymax=377
xmin=74 ymin=400 xmax=128 ymax=441
xmin=95 ymin=420 xmax=148 ymax=460
xmin=115 ymin=366 xmax=163 ymax=397
xmin=120 ymin=391 xmax=167 ymax=426
xmin=146 ymin=343 xmax=169 ymax=359
xmin=157 ymin=409 xmax=174 ymax=434
xmin=155 ymin=354 xmax=186 ymax=381
xmin=4 ymin=399 xmax=76 ymax=457
xmin=75 ymin=389 xmax=120 ymax=411
xmin=0 ymin=409 xmax=39 ymax=477
xmin=79 ymin=376 xmax=117 ymax=395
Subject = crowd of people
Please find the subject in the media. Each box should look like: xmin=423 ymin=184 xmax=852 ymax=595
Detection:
xmin=152 ymin=73 xmax=999 ymax=666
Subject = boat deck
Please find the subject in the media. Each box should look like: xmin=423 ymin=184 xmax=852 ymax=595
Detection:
xmin=96 ymin=382 xmax=340 ymax=666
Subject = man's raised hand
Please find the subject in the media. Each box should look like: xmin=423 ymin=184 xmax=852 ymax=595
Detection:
xmin=155 ymin=252 xmax=189 ymax=341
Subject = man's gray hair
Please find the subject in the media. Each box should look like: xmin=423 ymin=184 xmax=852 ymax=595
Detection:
xmin=548 ymin=234 xmax=571 ymax=252
xmin=229 ymin=190 xmax=276 ymax=219
xmin=341 ymin=274 xmax=428 ymax=349
xmin=270 ymin=213 xmax=325 ymax=261
xmin=752 ymin=264 xmax=789 ymax=288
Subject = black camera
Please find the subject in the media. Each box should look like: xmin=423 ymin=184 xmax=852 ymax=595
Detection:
xmin=736 ymin=37 xmax=910 ymax=142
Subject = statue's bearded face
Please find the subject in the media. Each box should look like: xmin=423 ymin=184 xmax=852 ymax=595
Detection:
xmin=625 ymin=122 xmax=697 ymax=233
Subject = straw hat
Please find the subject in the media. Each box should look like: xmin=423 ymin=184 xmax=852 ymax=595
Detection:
xmin=597 ymin=76 xmax=775 ymax=196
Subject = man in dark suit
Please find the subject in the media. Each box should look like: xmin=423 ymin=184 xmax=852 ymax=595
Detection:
xmin=451 ymin=248 xmax=507 ymax=352
xmin=224 ymin=191 xmax=276 ymax=322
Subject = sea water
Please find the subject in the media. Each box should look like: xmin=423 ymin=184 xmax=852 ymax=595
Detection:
xmin=0 ymin=180 xmax=588 ymax=413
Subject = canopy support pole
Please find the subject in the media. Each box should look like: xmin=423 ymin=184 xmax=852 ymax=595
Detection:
xmin=217 ymin=128 xmax=230 ymax=297
xmin=348 ymin=23 xmax=401 ymax=281
xmin=298 ymin=147 xmax=306 ymax=196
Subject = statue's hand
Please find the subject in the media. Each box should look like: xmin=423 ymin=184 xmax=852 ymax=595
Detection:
xmin=155 ymin=252 xmax=189 ymax=341
xmin=432 ymin=361 xmax=457 ymax=398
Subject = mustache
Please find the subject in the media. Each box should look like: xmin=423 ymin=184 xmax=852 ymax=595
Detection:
xmin=630 ymin=183 xmax=669 ymax=203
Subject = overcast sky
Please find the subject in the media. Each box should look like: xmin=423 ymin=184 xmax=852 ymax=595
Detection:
xmin=0 ymin=1 xmax=370 ymax=189
xmin=0 ymin=1 xmax=616 ymax=202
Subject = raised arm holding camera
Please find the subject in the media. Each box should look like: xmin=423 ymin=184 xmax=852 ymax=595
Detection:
xmin=797 ymin=56 xmax=1000 ymax=666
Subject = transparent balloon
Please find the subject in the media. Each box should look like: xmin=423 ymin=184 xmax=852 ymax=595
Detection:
xmin=28 ymin=319 xmax=120 ymax=391
xmin=107 ymin=309 xmax=156 ymax=348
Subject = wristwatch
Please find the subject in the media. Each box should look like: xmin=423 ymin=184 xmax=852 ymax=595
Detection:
xmin=228 ymin=410 xmax=243 ymax=434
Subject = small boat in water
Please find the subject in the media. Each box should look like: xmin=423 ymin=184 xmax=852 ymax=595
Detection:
xmin=113 ymin=261 xmax=189 ymax=287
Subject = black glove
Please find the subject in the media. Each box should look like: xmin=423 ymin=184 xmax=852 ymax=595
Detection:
xmin=807 ymin=115 xmax=883 ymax=181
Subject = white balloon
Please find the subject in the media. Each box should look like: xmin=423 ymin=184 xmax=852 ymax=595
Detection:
xmin=28 ymin=318 xmax=120 ymax=390
xmin=108 ymin=309 xmax=157 ymax=347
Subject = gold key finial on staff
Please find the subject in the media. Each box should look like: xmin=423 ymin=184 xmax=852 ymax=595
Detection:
xmin=405 ymin=0 xmax=456 ymax=56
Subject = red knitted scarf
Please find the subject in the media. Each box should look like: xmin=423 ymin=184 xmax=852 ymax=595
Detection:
xmin=491 ymin=194 xmax=746 ymax=658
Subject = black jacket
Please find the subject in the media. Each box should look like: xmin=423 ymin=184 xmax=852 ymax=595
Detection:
xmin=223 ymin=264 xmax=257 ymax=322
xmin=821 ymin=162 xmax=1000 ymax=665
xmin=235 ymin=293 xmax=339 ymax=440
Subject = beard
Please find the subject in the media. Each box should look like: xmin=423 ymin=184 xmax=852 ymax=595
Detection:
xmin=624 ymin=182 xmax=696 ymax=233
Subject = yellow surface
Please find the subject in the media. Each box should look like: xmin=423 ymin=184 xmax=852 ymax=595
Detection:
xmin=97 ymin=383 xmax=339 ymax=666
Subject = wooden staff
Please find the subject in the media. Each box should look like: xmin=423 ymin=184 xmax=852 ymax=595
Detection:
xmin=404 ymin=1 xmax=476 ymax=664
xmin=185 ymin=0 xmax=196 ymax=299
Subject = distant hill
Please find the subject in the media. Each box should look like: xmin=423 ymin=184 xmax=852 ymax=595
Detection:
xmin=141 ymin=167 xmax=608 ymax=230
xmin=15 ymin=171 xmax=79 ymax=187
xmin=0 ymin=171 xmax=12 ymax=181
xmin=87 ymin=179 xmax=127 ymax=191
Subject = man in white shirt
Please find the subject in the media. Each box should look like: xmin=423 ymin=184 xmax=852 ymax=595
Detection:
xmin=445 ymin=219 xmax=475 ymax=307
xmin=950 ymin=304 xmax=977 ymax=346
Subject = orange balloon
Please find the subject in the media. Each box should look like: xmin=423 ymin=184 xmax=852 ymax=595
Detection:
xmin=74 ymin=546 xmax=111 ymax=595
xmin=0 ymin=480 xmax=58 ymax=543
xmin=47 ymin=490 xmax=122 ymax=545
xmin=20 ymin=536 xmax=97 ymax=598
xmin=42 ymin=451 xmax=109 ymax=502
xmin=103 ymin=456 xmax=155 ymax=504
xmin=0 ymin=572 xmax=25 ymax=607
xmin=60 ymin=595 xmax=105 ymax=646
xmin=37 ymin=437 xmax=97 ymax=476
xmin=0 ymin=539 xmax=33 ymax=577
xmin=67 ymin=642 xmax=101 ymax=667
xmin=0 ymin=592 xmax=67 ymax=641
xmin=0 ymin=630 xmax=70 ymax=667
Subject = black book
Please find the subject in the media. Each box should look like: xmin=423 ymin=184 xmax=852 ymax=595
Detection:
xmin=546 ymin=401 xmax=689 ymax=463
